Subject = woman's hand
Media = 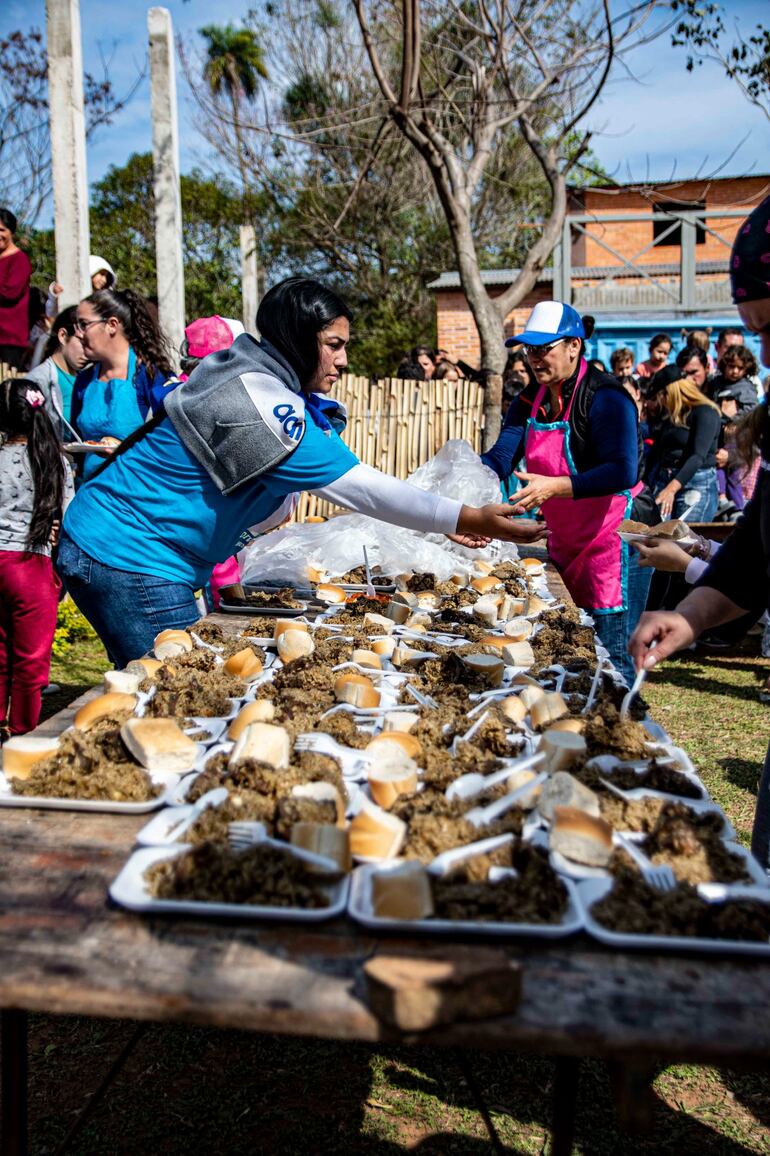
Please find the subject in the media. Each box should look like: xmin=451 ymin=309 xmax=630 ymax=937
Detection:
xmin=628 ymin=610 xmax=697 ymax=671
xmin=631 ymin=539 xmax=691 ymax=574
xmin=654 ymin=481 xmax=680 ymax=519
xmin=457 ymin=504 xmax=548 ymax=544
xmin=510 ymin=472 xmax=572 ymax=513
xmin=49 ymin=519 xmax=61 ymax=547
xmin=447 ymin=531 xmax=492 ymax=549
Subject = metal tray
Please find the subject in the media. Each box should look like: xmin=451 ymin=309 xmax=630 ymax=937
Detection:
xmin=577 ymin=877 xmax=770 ymax=957
xmin=110 ymin=843 xmax=350 ymax=922
xmin=348 ymin=862 xmax=583 ymax=939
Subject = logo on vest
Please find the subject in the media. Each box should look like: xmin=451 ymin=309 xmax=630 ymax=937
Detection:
xmin=272 ymin=403 xmax=304 ymax=441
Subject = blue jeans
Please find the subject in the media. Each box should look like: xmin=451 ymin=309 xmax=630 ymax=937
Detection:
xmin=57 ymin=532 xmax=199 ymax=668
xmin=592 ymin=549 xmax=653 ymax=687
xmin=656 ymin=467 xmax=719 ymax=523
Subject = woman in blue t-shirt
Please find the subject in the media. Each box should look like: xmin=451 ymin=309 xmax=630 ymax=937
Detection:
xmin=58 ymin=277 xmax=543 ymax=666
xmin=70 ymin=287 xmax=176 ymax=479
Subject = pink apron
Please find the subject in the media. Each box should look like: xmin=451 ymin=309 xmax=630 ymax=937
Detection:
xmin=524 ymin=360 xmax=642 ymax=613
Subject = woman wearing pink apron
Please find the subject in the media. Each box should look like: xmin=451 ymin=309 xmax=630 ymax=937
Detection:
xmin=482 ymin=301 xmax=656 ymax=684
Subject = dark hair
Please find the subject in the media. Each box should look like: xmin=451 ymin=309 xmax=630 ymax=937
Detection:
xmin=718 ymin=327 xmax=743 ymax=345
xmin=410 ymin=345 xmax=436 ymax=364
xmin=433 ymin=361 xmax=460 ymax=381
xmin=719 ymin=344 xmax=758 ymax=378
xmin=28 ymin=286 xmax=47 ymax=328
xmin=84 ymin=288 xmax=174 ymax=378
xmin=676 ymin=346 xmax=708 ymax=371
xmin=735 ymin=402 xmax=765 ymax=470
xmin=0 ymin=379 xmax=64 ymax=549
xmin=649 ymin=333 xmax=672 ymax=351
xmin=256 ymin=277 xmax=352 ymax=386
xmin=396 ymin=359 xmax=424 ymax=382
xmin=0 ymin=208 xmax=18 ymax=235
xmin=43 ymin=306 xmax=79 ymax=360
xmin=503 ymin=351 xmax=536 ymax=390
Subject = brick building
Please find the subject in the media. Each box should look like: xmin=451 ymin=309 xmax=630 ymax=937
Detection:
xmin=429 ymin=174 xmax=770 ymax=368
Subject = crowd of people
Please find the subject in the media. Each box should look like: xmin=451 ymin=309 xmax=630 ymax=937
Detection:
xmin=1 ymin=191 xmax=769 ymax=838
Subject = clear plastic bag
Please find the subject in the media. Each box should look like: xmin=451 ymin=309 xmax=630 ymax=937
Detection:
xmin=238 ymin=439 xmax=521 ymax=586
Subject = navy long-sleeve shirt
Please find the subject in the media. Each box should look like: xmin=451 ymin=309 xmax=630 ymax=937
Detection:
xmin=482 ymin=382 xmax=639 ymax=500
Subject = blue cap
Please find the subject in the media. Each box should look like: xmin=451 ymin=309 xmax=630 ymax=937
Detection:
xmin=505 ymin=300 xmax=585 ymax=347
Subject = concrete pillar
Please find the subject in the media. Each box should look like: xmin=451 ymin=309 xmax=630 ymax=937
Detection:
xmin=149 ymin=7 xmax=185 ymax=358
xmin=240 ymin=224 xmax=259 ymax=335
xmin=46 ymin=0 xmax=90 ymax=308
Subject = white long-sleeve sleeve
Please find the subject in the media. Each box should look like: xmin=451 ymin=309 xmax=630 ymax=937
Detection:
xmin=311 ymin=463 xmax=462 ymax=535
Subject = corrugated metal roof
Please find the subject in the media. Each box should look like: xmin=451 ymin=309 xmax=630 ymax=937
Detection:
xmin=427 ymin=260 xmax=729 ymax=290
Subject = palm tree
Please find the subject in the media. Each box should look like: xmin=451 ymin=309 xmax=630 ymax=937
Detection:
xmin=200 ymin=24 xmax=268 ymax=197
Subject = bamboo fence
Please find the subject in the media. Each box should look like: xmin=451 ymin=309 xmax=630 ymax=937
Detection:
xmin=294 ymin=374 xmax=486 ymax=521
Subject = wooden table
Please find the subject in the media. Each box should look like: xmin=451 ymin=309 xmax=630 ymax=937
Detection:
xmin=2 ymin=586 xmax=770 ymax=1154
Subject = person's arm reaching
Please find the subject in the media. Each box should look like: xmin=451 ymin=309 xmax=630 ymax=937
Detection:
xmin=311 ymin=463 xmax=546 ymax=544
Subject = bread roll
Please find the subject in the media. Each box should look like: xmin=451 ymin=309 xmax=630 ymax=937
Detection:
xmin=277 ymin=629 xmax=315 ymax=663
xmin=223 ymin=646 xmax=264 ymax=681
xmin=499 ymin=696 xmax=527 ymax=724
xmin=506 ymin=767 xmax=543 ymax=809
xmin=416 ymin=591 xmax=439 ymax=610
xmin=349 ymin=799 xmax=406 ymax=859
xmin=392 ymin=591 xmax=418 ymax=608
xmin=518 ymin=686 xmax=546 ymax=712
xmin=227 ymin=699 xmax=276 ymax=740
xmin=538 ymin=771 xmax=600 ymax=821
xmin=550 ymin=806 xmax=613 ymax=867
xmin=472 ymin=560 xmax=495 ymax=576
xmin=291 ymin=822 xmax=351 ymax=872
xmin=273 ymin=618 xmax=310 ymax=641
xmin=522 ymin=557 xmax=545 ymax=577
xmin=103 ymin=670 xmax=141 ymax=696
xmin=305 ymin=516 xmax=327 ymax=525
xmin=502 ymin=598 xmax=527 ymax=620
xmin=306 ymin=563 xmax=327 ymax=583
xmin=367 ymin=761 xmax=419 ymax=810
xmin=383 ymin=711 xmax=420 ymax=734
xmin=463 ymin=653 xmax=504 ymax=687
xmin=371 ymin=862 xmax=434 ymax=920
xmin=501 ymin=617 xmax=532 ymax=642
xmin=74 ymin=692 xmax=137 ymax=731
xmin=292 ymin=781 xmax=345 ymax=826
xmin=363 ymin=612 xmax=395 ymax=634
xmin=548 ymin=717 xmax=586 ymax=735
xmin=315 ymin=583 xmax=347 ymax=604
xmin=390 ymin=645 xmax=424 ymax=669
xmin=471 ymin=575 xmax=502 ymax=595
xmin=405 ymin=612 xmax=431 ymax=629
xmin=530 ymin=691 xmax=569 ymax=730
xmin=472 ymin=595 xmax=499 ymax=627
xmin=371 ymin=637 xmax=397 ymax=659
xmin=501 ymin=641 xmax=535 ymax=668
xmin=120 ymin=717 xmax=199 ymax=774
xmin=153 ymin=629 xmax=194 ymax=660
xmin=385 ymin=600 xmax=411 ymax=625
xmin=479 ymin=634 xmax=505 ymax=652
xmin=352 ymin=648 xmax=382 ymax=670
xmin=228 ymin=722 xmax=290 ymax=769
xmin=367 ymin=732 xmax=423 ymax=762
xmin=527 ymin=595 xmax=550 ymax=615
xmin=125 ymin=657 xmax=163 ymax=680
xmin=538 ymin=728 xmax=587 ymax=772
xmin=497 ymin=594 xmax=523 ymax=622
xmin=2 ymin=735 xmax=60 ymax=780
xmin=334 ymin=673 xmax=381 ymax=709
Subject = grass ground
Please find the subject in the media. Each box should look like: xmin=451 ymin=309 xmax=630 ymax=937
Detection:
xmin=19 ymin=635 xmax=770 ymax=1154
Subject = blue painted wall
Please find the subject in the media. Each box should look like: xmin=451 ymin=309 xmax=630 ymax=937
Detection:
xmin=584 ymin=316 xmax=762 ymax=372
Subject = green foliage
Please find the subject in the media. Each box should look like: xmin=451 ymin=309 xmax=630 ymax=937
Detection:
xmin=672 ymin=1 xmax=770 ymax=115
xmin=52 ymin=597 xmax=98 ymax=659
xmin=200 ymin=24 xmax=268 ymax=101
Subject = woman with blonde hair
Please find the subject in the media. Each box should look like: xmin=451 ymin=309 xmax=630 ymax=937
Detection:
xmin=643 ymin=364 xmax=721 ymax=522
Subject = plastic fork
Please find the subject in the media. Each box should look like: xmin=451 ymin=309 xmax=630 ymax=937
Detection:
xmin=363 ymin=546 xmax=376 ymax=597
xmin=620 ymin=641 xmax=656 ymax=721
xmin=294 ymin=732 xmax=371 ymax=778
xmin=464 ymin=768 xmax=548 ymax=828
xmin=449 ymin=709 xmax=490 ymax=755
xmin=428 ymin=833 xmax=514 ymax=877
xmin=614 ymin=832 xmax=677 ymax=892
xmin=581 ymin=658 xmax=606 ymax=716
xmin=446 ymin=760 xmax=527 ymax=802
xmin=228 ymin=820 xmax=269 ymax=850
xmin=405 ymin=683 xmax=439 ymax=710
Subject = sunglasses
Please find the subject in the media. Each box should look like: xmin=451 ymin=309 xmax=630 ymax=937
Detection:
xmin=73 ymin=317 xmax=107 ymax=334
xmin=524 ymin=338 xmax=566 ymax=358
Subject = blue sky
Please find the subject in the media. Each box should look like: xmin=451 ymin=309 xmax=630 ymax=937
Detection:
xmin=3 ymin=0 xmax=770 ymax=222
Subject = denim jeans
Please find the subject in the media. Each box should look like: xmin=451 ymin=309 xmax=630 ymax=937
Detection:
xmin=57 ymin=532 xmax=199 ymax=668
xmin=592 ymin=549 xmax=653 ymax=687
xmin=656 ymin=466 xmax=719 ymax=523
